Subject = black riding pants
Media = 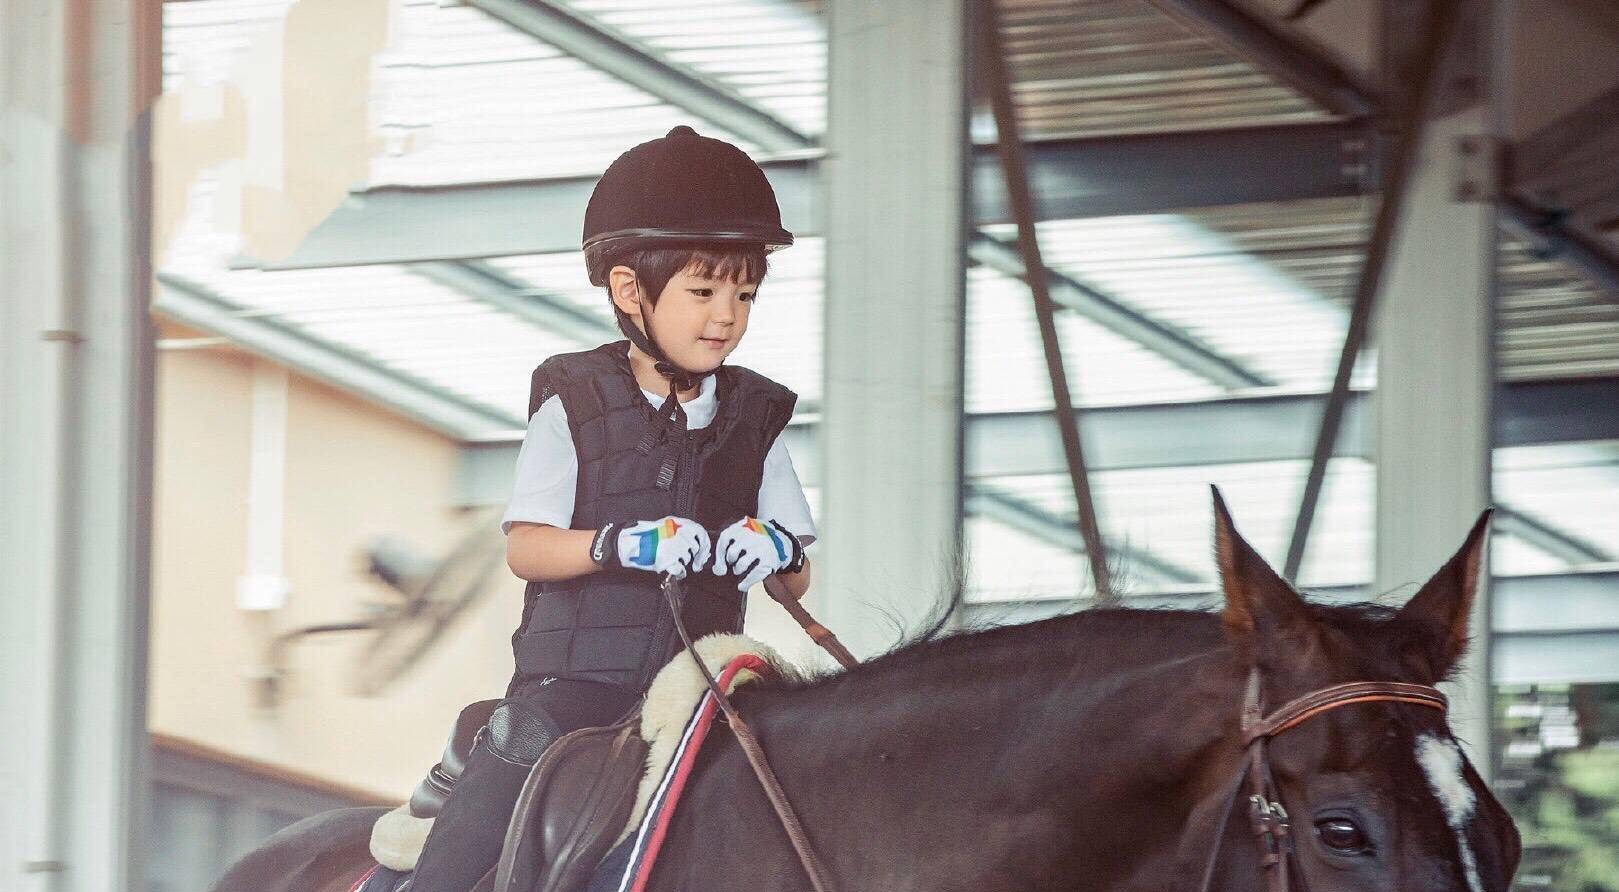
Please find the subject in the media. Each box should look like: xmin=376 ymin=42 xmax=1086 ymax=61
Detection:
xmin=406 ymin=676 xmax=639 ymax=892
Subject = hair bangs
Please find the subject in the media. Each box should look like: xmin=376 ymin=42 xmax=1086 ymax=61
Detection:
xmin=681 ymin=246 xmax=769 ymax=284
xmin=607 ymin=243 xmax=772 ymax=308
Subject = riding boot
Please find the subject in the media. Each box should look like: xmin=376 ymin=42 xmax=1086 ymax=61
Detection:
xmin=404 ymin=702 xmax=562 ymax=892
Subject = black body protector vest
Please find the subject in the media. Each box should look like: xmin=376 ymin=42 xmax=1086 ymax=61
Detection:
xmin=512 ymin=341 xmax=797 ymax=692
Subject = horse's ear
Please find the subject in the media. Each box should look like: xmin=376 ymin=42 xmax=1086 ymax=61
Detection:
xmin=1211 ymin=486 xmax=1310 ymax=662
xmin=1394 ymin=509 xmax=1492 ymax=682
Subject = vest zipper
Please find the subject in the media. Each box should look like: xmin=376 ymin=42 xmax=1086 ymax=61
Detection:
xmin=644 ymin=433 xmax=701 ymax=689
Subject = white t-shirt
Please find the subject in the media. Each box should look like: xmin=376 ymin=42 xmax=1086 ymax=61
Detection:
xmin=500 ymin=371 xmax=816 ymax=544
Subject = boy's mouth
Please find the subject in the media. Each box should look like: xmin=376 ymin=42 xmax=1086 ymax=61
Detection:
xmin=698 ymin=336 xmax=729 ymax=349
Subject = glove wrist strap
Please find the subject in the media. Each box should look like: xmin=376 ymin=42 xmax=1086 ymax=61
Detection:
xmin=768 ymin=519 xmax=807 ymax=575
xmin=591 ymin=522 xmax=621 ymax=569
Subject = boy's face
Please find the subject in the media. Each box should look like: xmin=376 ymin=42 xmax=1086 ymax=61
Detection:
xmin=613 ymin=263 xmax=757 ymax=373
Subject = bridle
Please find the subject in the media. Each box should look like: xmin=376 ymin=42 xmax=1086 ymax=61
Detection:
xmin=1194 ymin=668 xmax=1450 ymax=892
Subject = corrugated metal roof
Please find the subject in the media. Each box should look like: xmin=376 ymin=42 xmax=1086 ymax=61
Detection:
xmin=369 ymin=0 xmax=760 ymax=185
xmin=163 ymin=173 xmax=578 ymax=421
xmin=1184 ymin=196 xmax=1619 ymax=381
xmin=983 ymin=0 xmax=1335 ymax=142
xmin=558 ymin=0 xmax=827 ymax=138
xmin=983 ymin=213 xmax=1370 ymax=394
xmin=158 ymin=0 xmax=1619 ymax=606
xmin=1498 ymin=238 xmax=1619 ymax=380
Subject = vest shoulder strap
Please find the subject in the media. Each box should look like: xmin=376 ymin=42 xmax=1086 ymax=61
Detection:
xmin=713 ymin=363 xmax=798 ymax=443
xmin=528 ymin=341 xmax=632 ymax=420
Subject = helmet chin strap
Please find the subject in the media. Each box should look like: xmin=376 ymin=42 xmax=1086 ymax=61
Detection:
xmin=614 ymin=292 xmax=719 ymax=489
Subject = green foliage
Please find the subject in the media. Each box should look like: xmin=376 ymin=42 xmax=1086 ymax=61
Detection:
xmin=1501 ymin=690 xmax=1619 ymax=892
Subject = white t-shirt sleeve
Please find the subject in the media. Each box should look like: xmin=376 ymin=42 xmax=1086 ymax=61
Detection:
xmin=500 ymin=397 xmax=579 ymax=535
xmin=757 ymin=432 xmax=817 ymax=546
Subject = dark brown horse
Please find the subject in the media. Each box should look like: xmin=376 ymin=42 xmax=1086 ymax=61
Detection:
xmin=212 ymin=497 xmax=1519 ymax=892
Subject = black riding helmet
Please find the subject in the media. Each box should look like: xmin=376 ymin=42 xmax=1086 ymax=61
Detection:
xmin=583 ymin=125 xmax=793 ymax=391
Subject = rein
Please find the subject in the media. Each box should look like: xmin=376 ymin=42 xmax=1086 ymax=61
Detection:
xmin=660 ymin=576 xmax=840 ymax=892
xmin=1195 ymin=668 xmax=1449 ymax=892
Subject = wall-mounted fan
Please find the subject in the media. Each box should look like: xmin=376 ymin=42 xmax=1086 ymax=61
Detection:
xmin=259 ymin=505 xmax=506 ymax=706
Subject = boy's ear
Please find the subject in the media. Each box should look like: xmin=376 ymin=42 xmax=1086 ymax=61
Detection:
xmin=608 ymin=265 xmax=643 ymax=318
xmin=1394 ymin=510 xmax=1492 ymax=682
xmin=1211 ymin=486 xmax=1312 ymax=664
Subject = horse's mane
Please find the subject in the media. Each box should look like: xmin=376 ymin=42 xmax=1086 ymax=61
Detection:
xmin=768 ymin=591 xmax=1411 ymax=696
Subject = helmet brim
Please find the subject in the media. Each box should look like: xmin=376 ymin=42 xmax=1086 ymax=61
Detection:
xmin=582 ymin=226 xmax=794 ymax=255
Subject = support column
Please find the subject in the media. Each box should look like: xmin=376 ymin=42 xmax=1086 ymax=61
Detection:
xmin=1 ymin=2 xmax=160 ymax=890
xmin=1374 ymin=1 xmax=1502 ymax=776
xmin=818 ymin=0 xmax=967 ymax=659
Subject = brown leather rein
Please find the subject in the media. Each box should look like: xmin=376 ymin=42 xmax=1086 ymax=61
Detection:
xmin=661 ymin=576 xmax=840 ymax=892
xmin=1195 ymin=669 xmax=1450 ymax=892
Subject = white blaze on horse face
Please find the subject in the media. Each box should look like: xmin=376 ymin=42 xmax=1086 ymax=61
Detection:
xmin=1417 ymin=734 xmax=1483 ymax=892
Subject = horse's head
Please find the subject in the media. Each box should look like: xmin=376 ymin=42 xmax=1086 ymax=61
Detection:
xmin=1206 ymin=489 xmax=1520 ymax=892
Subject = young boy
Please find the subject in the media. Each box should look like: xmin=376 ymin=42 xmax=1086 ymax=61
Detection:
xmin=403 ymin=125 xmax=815 ymax=892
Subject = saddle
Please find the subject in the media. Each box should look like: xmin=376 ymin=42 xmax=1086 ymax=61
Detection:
xmin=371 ymin=703 xmax=645 ymax=892
xmin=493 ymin=718 xmax=647 ymax=892
xmin=372 ymin=634 xmax=792 ymax=892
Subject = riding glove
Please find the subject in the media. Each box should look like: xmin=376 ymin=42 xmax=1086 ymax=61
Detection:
xmin=712 ymin=517 xmax=804 ymax=591
xmin=594 ymin=517 xmax=711 ymax=579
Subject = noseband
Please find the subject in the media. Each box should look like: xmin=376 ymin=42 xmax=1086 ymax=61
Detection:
xmin=1195 ymin=668 xmax=1449 ymax=892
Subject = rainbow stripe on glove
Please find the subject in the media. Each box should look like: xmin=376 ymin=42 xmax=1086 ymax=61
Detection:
xmin=627 ymin=518 xmax=682 ymax=567
xmin=742 ymin=516 xmax=789 ymax=561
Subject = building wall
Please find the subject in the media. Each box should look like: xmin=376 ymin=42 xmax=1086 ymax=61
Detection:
xmin=150 ymin=323 xmax=519 ymax=800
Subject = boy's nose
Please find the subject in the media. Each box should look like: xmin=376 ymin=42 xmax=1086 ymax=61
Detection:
xmin=711 ymin=299 xmax=736 ymax=324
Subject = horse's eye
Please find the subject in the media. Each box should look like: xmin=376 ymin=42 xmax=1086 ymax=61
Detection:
xmin=1315 ymin=817 xmax=1371 ymax=854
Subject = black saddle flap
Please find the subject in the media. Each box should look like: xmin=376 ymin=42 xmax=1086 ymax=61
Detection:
xmin=493 ymin=716 xmax=648 ymax=892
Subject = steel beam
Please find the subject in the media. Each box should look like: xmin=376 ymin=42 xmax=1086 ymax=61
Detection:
xmin=979 ymin=0 xmax=1114 ymax=600
xmin=966 ymin=486 xmax=1201 ymax=584
xmin=1142 ymin=0 xmax=1376 ymax=118
xmin=154 ymin=274 xmax=521 ymax=441
xmin=465 ymin=0 xmax=811 ymax=152
xmin=1 ymin=2 xmax=160 ymax=888
xmin=1282 ymin=0 xmax=1463 ymax=582
xmin=1373 ymin=0 xmax=1499 ymax=778
xmin=1499 ymin=196 xmax=1619 ymax=298
xmin=1495 ymin=506 xmax=1615 ymax=566
xmin=458 ymin=379 xmax=1616 ymax=498
xmin=410 ymin=260 xmax=617 ymax=345
xmin=818 ymin=0 xmax=968 ymax=658
xmin=972 ymin=120 xmax=1375 ymax=222
xmin=261 ymin=161 xmax=823 ymax=271
xmin=418 ymin=230 xmax=1272 ymax=401
xmin=262 ymin=122 xmax=1373 ymax=271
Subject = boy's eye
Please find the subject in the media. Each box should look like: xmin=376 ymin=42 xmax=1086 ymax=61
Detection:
xmin=740 ymin=292 xmax=756 ymax=302
xmin=690 ymin=288 xmax=714 ymax=298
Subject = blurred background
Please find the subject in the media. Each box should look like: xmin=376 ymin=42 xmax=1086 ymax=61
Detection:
xmin=3 ymin=0 xmax=1618 ymax=889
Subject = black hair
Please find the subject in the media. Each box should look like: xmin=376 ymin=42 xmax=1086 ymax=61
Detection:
xmin=603 ymin=244 xmax=770 ymax=308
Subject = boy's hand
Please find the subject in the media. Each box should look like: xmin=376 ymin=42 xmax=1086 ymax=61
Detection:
xmin=598 ymin=517 xmax=711 ymax=579
xmin=712 ymin=517 xmax=804 ymax=592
